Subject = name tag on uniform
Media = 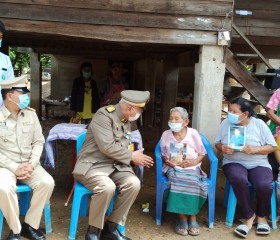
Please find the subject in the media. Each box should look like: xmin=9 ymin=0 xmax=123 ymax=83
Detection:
xmin=1 ymin=68 xmax=7 ymax=80
xmin=0 ymin=121 xmax=7 ymax=129
xmin=23 ymin=121 xmax=32 ymax=126
xmin=128 ymin=143 xmax=134 ymax=151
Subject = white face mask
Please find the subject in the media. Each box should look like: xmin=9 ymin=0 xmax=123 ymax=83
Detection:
xmin=168 ymin=122 xmax=183 ymax=132
xmin=128 ymin=107 xmax=141 ymax=122
xmin=129 ymin=113 xmax=140 ymax=122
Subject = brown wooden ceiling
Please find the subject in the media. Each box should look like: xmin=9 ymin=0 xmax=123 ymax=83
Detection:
xmin=1 ymin=1 xmax=280 ymax=59
xmin=0 ymin=0 xmax=234 ymax=59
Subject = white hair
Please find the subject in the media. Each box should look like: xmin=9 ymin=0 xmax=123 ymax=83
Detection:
xmin=170 ymin=107 xmax=189 ymax=120
xmin=119 ymin=98 xmax=130 ymax=106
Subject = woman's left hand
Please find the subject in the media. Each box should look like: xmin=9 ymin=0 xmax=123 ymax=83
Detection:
xmin=241 ymin=145 xmax=257 ymax=154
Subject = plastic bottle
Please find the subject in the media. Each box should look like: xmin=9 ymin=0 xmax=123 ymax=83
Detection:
xmin=235 ymin=10 xmax=253 ymax=16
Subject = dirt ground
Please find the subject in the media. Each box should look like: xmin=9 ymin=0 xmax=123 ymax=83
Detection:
xmin=2 ymin=79 xmax=280 ymax=240
xmin=1 ymin=105 xmax=280 ymax=239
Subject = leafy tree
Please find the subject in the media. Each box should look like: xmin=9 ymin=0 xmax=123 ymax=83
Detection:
xmin=41 ymin=54 xmax=51 ymax=72
xmin=9 ymin=47 xmax=51 ymax=76
xmin=9 ymin=47 xmax=30 ymax=76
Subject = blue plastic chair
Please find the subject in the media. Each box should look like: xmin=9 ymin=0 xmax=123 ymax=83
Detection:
xmin=224 ymin=179 xmax=278 ymax=229
xmin=0 ymin=183 xmax=52 ymax=239
xmin=68 ymin=132 xmax=125 ymax=240
xmin=155 ymin=133 xmax=218 ymax=228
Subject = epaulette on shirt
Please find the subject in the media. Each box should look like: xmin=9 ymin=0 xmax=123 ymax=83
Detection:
xmin=26 ymin=107 xmax=36 ymax=112
xmin=105 ymin=106 xmax=115 ymax=113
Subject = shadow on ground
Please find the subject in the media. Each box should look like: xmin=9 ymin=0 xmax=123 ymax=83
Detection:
xmin=1 ymin=118 xmax=279 ymax=239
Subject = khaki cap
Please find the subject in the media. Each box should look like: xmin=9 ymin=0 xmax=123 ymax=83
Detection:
xmin=121 ymin=90 xmax=150 ymax=108
xmin=0 ymin=75 xmax=30 ymax=93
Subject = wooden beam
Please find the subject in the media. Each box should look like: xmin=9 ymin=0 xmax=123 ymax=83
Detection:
xmin=0 ymin=3 xmax=231 ymax=31
xmin=160 ymin=55 xmax=179 ymax=132
xmin=32 ymin=47 xmax=167 ymax=61
xmin=236 ymin=1 xmax=280 ymax=11
xmin=232 ymin=36 xmax=280 ymax=47
xmin=225 ymin=48 xmax=271 ymax=108
xmin=235 ymin=12 xmax=280 ymax=22
xmin=235 ymin=26 xmax=280 ymax=38
xmin=30 ymin=52 xmax=42 ymax=118
xmin=234 ymin=18 xmax=280 ymax=29
xmin=2 ymin=19 xmax=218 ymax=45
xmin=0 ymin=0 xmax=233 ymax=15
xmin=230 ymin=44 xmax=280 ymax=59
xmin=133 ymin=60 xmax=146 ymax=91
xmin=232 ymin=23 xmax=273 ymax=69
xmin=4 ymin=32 xmax=192 ymax=56
xmin=144 ymin=59 xmax=157 ymax=126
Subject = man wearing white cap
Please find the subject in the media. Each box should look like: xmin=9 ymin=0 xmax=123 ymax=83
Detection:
xmin=73 ymin=90 xmax=154 ymax=240
xmin=0 ymin=20 xmax=15 ymax=106
xmin=0 ymin=76 xmax=55 ymax=240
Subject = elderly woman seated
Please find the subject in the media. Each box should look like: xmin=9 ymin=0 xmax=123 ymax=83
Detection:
xmin=215 ymin=97 xmax=277 ymax=238
xmin=160 ymin=107 xmax=207 ymax=236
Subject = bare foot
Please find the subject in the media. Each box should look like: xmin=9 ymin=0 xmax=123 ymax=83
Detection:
xmin=257 ymin=216 xmax=268 ymax=224
xmin=176 ymin=214 xmax=188 ymax=235
xmin=244 ymin=213 xmax=256 ymax=230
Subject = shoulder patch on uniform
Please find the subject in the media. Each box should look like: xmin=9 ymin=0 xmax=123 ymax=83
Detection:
xmin=26 ymin=107 xmax=36 ymax=112
xmin=105 ymin=106 xmax=115 ymax=113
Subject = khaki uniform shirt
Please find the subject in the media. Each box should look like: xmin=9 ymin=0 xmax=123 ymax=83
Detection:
xmin=73 ymin=104 xmax=134 ymax=177
xmin=0 ymin=105 xmax=45 ymax=173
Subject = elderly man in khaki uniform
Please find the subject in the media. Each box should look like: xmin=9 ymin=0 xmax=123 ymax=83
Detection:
xmin=0 ymin=76 xmax=55 ymax=240
xmin=73 ymin=90 xmax=153 ymax=240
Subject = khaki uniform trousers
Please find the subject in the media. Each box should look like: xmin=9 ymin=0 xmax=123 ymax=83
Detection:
xmin=77 ymin=170 xmax=141 ymax=229
xmin=0 ymin=166 xmax=55 ymax=234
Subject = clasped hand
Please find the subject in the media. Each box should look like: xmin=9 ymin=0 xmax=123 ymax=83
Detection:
xmin=162 ymin=156 xmax=196 ymax=168
xmin=15 ymin=161 xmax=34 ymax=180
xmin=221 ymin=144 xmax=256 ymax=155
xmin=132 ymin=149 xmax=154 ymax=168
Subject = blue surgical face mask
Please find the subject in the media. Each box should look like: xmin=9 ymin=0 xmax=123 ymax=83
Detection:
xmin=13 ymin=93 xmax=30 ymax=109
xmin=168 ymin=122 xmax=183 ymax=132
xmin=82 ymin=71 xmax=91 ymax=79
xmin=0 ymin=39 xmax=2 ymax=48
xmin=228 ymin=112 xmax=242 ymax=125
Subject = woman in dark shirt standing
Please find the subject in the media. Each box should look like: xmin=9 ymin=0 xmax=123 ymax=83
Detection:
xmin=70 ymin=62 xmax=100 ymax=124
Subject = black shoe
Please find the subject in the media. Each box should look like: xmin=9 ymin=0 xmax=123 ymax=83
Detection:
xmin=7 ymin=230 xmax=20 ymax=240
xmin=85 ymin=226 xmax=101 ymax=240
xmin=101 ymin=222 xmax=131 ymax=240
xmin=20 ymin=222 xmax=45 ymax=240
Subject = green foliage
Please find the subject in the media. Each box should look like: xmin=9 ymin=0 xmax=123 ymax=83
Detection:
xmin=8 ymin=47 xmax=51 ymax=75
xmin=9 ymin=47 xmax=30 ymax=75
xmin=41 ymin=54 xmax=51 ymax=71
xmin=246 ymin=65 xmax=252 ymax=71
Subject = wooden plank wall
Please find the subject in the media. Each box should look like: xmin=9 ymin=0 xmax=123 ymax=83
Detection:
xmin=234 ymin=0 xmax=280 ymax=38
xmin=0 ymin=0 xmax=233 ymax=45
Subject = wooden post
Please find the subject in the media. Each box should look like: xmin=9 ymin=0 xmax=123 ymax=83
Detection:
xmin=144 ymin=59 xmax=157 ymax=126
xmin=30 ymin=52 xmax=42 ymax=119
xmin=192 ymin=46 xmax=226 ymax=142
xmin=160 ymin=55 xmax=179 ymax=132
